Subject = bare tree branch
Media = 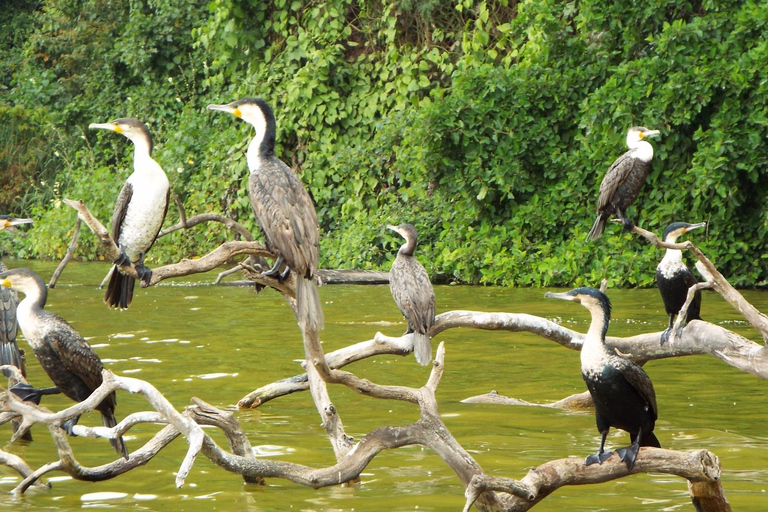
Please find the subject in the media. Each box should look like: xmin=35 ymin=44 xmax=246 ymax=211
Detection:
xmin=48 ymin=217 xmax=81 ymax=288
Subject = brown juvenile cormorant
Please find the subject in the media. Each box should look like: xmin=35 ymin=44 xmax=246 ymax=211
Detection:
xmin=545 ymin=287 xmax=660 ymax=469
xmin=207 ymin=98 xmax=323 ymax=331
xmin=656 ymin=221 xmax=706 ymax=345
xmin=387 ymin=224 xmax=436 ymax=366
xmin=89 ymin=118 xmax=170 ymax=309
xmin=0 ymin=269 xmax=128 ymax=458
xmin=587 ymin=127 xmax=661 ymax=241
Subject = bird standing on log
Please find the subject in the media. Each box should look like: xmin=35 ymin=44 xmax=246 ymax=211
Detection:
xmin=89 ymin=118 xmax=169 ymax=309
xmin=587 ymin=127 xmax=661 ymax=241
xmin=0 ymin=217 xmax=32 ymax=373
xmin=207 ymin=98 xmax=323 ymax=332
xmin=545 ymin=287 xmax=660 ymax=470
xmin=0 ymin=269 xmax=128 ymax=458
xmin=656 ymin=221 xmax=706 ymax=345
xmin=387 ymin=224 xmax=436 ymax=365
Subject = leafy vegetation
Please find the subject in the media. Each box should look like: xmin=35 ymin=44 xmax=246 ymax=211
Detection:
xmin=2 ymin=0 xmax=767 ymax=287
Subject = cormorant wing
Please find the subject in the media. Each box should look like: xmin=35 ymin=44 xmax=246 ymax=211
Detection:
xmin=0 ymin=284 xmax=18 ymax=345
xmin=248 ymin=160 xmax=319 ymax=277
xmin=614 ymin=358 xmax=658 ymax=421
xmin=111 ymin=181 xmax=134 ymax=243
xmin=597 ymin=150 xmax=637 ymax=211
xmin=45 ymin=315 xmax=105 ymax=394
xmin=143 ymin=188 xmax=170 ymax=255
xmin=390 ymin=257 xmax=436 ymax=333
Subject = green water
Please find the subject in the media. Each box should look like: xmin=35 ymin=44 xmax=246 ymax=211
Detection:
xmin=1 ymin=260 xmax=766 ymax=511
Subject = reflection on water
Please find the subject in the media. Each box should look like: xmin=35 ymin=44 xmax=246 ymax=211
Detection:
xmin=1 ymin=260 xmax=767 ymax=511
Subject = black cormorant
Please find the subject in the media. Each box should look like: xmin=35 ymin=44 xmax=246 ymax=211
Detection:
xmin=656 ymin=221 xmax=706 ymax=345
xmin=545 ymin=287 xmax=660 ymax=469
xmin=587 ymin=127 xmax=661 ymax=241
xmin=387 ymin=224 xmax=436 ymax=365
xmin=207 ymin=98 xmax=323 ymax=331
xmin=0 ymin=269 xmax=128 ymax=458
xmin=89 ymin=118 xmax=170 ymax=309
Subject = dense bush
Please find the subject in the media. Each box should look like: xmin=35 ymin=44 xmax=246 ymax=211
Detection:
xmin=2 ymin=0 xmax=766 ymax=286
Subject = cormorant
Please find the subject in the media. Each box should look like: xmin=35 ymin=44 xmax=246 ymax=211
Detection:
xmin=89 ymin=118 xmax=169 ymax=309
xmin=587 ymin=127 xmax=661 ymax=241
xmin=656 ymin=221 xmax=706 ymax=345
xmin=207 ymin=98 xmax=323 ymax=331
xmin=387 ymin=224 xmax=436 ymax=365
xmin=0 ymin=269 xmax=128 ymax=458
xmin=0 ymin=217 xmax=30 ymax=372
xmin=545 ymin=287 xmax=660 ymax=470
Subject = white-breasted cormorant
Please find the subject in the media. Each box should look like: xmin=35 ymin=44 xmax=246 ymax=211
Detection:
xmin=656 ymin=221 xmax=706 ymax=345
xmin=587 ymin=127 xmax=661 ymax=241
xmin=207 ymin=98 xmax=323 ymax=332
xmin=0 ymin=269 xmax=128 ymax=458
xmin=387 ymin=224 xmax=436 ymax=365
xmin=545 ymin=287 xmax=660 ymax=469
xmin=89 ymin=118 xmax=170 ymax=309
xmin=0 ymin=216 xmax=31 ymax=373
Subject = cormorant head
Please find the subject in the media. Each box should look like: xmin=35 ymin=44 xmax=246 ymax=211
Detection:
xmin=89 ymin=118 xmax=154 ymax=155
xmin=387 ymin=224 xmax=418 ymax=255
xmin=0 ymin=216 xmax=33 ymax=231
xmin=626 ymin=126 xmax=660 ymax=147
xmin=662 ymin=221 xmax=706 ymax=243
xmin=0 ymin=268 xmax=47 ymax=301
xmin=545 ymin=287 xmax=612 ymax=334
xmin=207 ymin=98 xmax=276 ymax=155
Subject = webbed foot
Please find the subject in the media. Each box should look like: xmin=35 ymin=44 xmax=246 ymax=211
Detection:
xmin=616 ymin=443 xmax=640 ymax=470
xmin=621 ymin=218 xmax=635 ymax=232
xmin=61 ymin=415 xmax=82 ymax=436
xmin=585 ymin=450 xmax=614 ymax=466
xmin=135 ymin=264 xmax=153 ymax=285
xmin=10 ymin=382 xmax=44 ymax=405
xmin=113 ymin=250 xmax=131 ymax=267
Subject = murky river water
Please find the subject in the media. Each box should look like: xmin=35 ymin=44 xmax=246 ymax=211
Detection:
xmin=0 ymin=260 xmax=766 ymax=511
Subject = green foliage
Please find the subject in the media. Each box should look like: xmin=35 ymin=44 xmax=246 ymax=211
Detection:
xmin=3 ymin=0 xmax=768 ymax=287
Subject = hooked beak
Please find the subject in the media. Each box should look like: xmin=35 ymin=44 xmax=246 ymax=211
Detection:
xmin=89 ymin=122 xmax=121 ymax=133
xmin=641 ymin=129 xmax=660 ymax=139
xmin=683 ymin=221 xmax=707 ymax=233
xmin=0 ymin=218 xmax=32 ymax=230
xmin=544 ymin=291 xmax=577 ymax=302
xmin=386 ymin=224 xmax=405 ymax=238
xmin=207 ymin=103 xmax=241 ymax=118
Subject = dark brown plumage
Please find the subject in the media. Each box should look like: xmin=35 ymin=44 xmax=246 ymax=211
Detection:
xmin=1 ymin=269 xmax=128 ymax=458
xmin=388 ymin=224 xmax=436 ymax=365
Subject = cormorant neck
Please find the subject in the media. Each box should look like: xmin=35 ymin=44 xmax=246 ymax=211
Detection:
xmin=399 ymin=237 xmax=416 ymax=257
xmin=630 ymin=140 xmax=654 ymax=162
xmin=585 ymin=302 xmax=610 ymax=344
xmin=129 ymin=134 xmax=153 ymax=157
xmin=248 ymin=110 xmax=276 ymax=158
xmin=17 ymin=280 xmax=48 ymax=313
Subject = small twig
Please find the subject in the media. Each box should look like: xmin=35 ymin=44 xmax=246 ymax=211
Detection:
xmin=49 ymin=217 xmax=82 ymax=288
xmin=158 ymin=212 xmax=254 ymax=241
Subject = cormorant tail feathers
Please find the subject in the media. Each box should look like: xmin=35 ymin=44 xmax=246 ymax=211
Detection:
xmin=101 ymin=410 xmax=129 ymax=459
xmin=638 ymin=430 xmax=661 ymax=448
xmin=296 ymin=276 xmax=324 ymax=334
xmin=412 ymin=332 xmax=432 ymax=366
xmin=587 ymin=214 xmax=607 ymax=241
xmin=105 ymin=266 xmax=135 ymax=309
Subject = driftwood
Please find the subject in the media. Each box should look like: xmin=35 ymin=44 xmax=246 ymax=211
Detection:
xmin=5 ymin=200 xmax=747 ymax=510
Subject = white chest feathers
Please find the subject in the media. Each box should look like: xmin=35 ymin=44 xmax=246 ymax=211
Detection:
xmin=658 ymin=249 xmax=685 ymax=279
xmin=580 ymin=335 xmax=612 ymax=378
xmin=632 ymin=140 xmax=654 ymax=163
xmin=118 ymin=154 xmax=169 ymax=260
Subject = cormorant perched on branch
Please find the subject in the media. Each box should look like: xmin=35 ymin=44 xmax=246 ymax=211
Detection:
xmin=387 ymin=224 xmax=436 ymax=365
xmin=0 ymin=269 xmax=128 ymax=458
xmin=545 ymin=287 xmax=660 ymax=470
xmin=656 ymin=221 xmax=706 ymax=345
xmin=587 ymin=127 xmax=661 ymax=241
xmin=207 ymin=98 xmax=323 ymax=332
xmin=89 ymin=118 xmax=169 ymax=309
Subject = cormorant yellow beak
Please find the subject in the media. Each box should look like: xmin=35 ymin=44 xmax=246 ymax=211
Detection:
xmin=0 ymin=278 xmax=10 ymax=289
xmin=640 ymin=129 xmax=660 ymax=139
xmin=207 ymin=103 xmax=241 ymax=118
xmin=89 ymin=122 xmax=121 ymax=133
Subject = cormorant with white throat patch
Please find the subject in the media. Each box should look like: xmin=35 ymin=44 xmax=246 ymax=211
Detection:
xmin=90 ymin=118 xmax=169 ymax=309
xmin=656 ymin=221 xmax=706 ymax=345
xmin=0 ymin=269 xmax=128 ymax=458
xmin=207 ymin=98 xmax=323 ymax=332
xmin=545 ymin=287 xmax=660 ymax=470
xmin=387 ymin=224 xmax=436 ymax=365
xmin=587 ymin=127 xmax=661 ymax=241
